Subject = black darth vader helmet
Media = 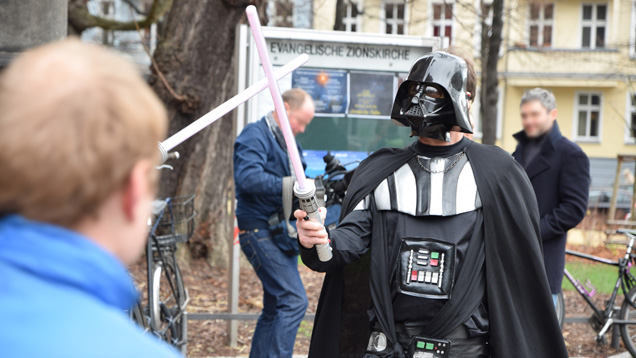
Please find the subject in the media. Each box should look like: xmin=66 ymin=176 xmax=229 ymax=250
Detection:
xmin=391 ymin=52 xmax=473 ymax=141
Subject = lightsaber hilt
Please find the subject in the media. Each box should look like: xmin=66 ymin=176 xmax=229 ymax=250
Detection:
xmin=294 ymin=181 xmax=332 ymax=262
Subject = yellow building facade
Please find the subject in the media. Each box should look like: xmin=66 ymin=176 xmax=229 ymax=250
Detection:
xmin=312 ymin=0 xmax=635 ymax=185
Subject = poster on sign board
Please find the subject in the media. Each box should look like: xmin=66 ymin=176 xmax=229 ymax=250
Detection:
xmin=292 ymin=69 xmax=348 ymax=115
xmin=348 ymin=72 xmax=395 ymax=118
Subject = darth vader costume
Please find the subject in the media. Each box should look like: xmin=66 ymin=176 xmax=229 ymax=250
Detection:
xmin=299 ymin=52 xmax=568 ymax=358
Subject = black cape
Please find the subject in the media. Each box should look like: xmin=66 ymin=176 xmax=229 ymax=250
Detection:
xmin=303 ymin=140 xmax=568 ymax=358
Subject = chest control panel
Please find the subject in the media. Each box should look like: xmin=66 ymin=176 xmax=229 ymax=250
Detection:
xmin=411 ymin=337 xmax=450 ymax=358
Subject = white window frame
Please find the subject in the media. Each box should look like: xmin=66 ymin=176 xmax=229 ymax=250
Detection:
xmin=630 ymin=1 xmax=636 ymax=58
xmin=573 ymin=91 xmax=603 ymax=142
xmin=429 ymin=1 xmax=455 ymax=48
xmin=381 ymin=1 xmax=408 ymax=35
xmin=342 ymin=1 xmax=363 ymax=32
xmin=580 ymin=3 xmax=608 ymax=49
xmin=625 ymin=91 xmax=636 ymax=144
xmin=527 ymin=2 xmax=554 ymax=47
xmin=471 ymin=87 xmax=504 ymax=140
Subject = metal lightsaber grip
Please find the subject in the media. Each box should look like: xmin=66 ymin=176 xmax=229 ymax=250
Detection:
xmin=245 ymin=5 xmax=332 ymax=261
xmin=294 ymin=181 xmax=333 ymax=261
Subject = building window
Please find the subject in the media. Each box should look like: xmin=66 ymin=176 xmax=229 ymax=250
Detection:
xmin=528 ymin=2 xmax=554 ymax=47
xmin=626 ymin=92 xmax=636 ymax=143
xmin=432 ymin=2 xmax=453 ymax=47
xmin=575 ymin=93 xmax=602 ymax=141
xmin=383 ymin=1 xmax=407 ymax=35
xmin=342 ymin=1 xmax=362 ymax=32
xmin=581 ymin=3 xmax=607 ymax=49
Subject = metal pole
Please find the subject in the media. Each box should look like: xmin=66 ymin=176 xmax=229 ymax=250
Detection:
xmin=631 ymin=156 xmax=636 ymax=221
xmin=609 ymin=155 xmax=623 ymax=223
xmin=228 ymin=219 xmax=241 ymax=347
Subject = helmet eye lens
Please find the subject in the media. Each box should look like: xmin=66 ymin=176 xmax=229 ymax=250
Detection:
xmin=408 ymin=83 xmax=421 ymax=96
xmin=424 ymin=86 xmax=444 ymax=99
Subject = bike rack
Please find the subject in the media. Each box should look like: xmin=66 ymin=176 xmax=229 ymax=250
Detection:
xmin=564 ymin=308 xmax=623 ymax=350
xmin=187 ymin=313 xmax=315 ymax=321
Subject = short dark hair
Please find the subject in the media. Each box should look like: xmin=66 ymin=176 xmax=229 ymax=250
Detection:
xmin=440 ymin=47 xmax=476 ymax=103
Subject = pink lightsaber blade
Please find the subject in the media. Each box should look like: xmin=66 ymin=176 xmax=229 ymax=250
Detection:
xmin=245 ymin=6 xmax=307 ymax=190
xmin=246 ymin=5 xmax=332 ymax=261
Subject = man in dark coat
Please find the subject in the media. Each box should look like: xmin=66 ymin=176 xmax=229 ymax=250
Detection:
xmin=513 ymin=87 xmax=590 ymax=305
xmin=295 ymin=53 xmax=568 ymax=358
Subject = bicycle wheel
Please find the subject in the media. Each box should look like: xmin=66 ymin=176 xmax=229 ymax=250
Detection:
xmin=619 ymin=286 xmax=636 ymax=357
xmin=555 ymin=291 xmax=565 ymax=329
xmin=129 ymin=301 xmax=148 ymax=331
xmin=149 ymin=254 xmax=187 ymax=349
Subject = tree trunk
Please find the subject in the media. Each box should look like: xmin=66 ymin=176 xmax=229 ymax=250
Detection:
xmin=333 ymin=0 xmax=345 ymax=31
xmin=480 ymin=0 xmax=503 ymax=145
xmin=150 ymin=0 xmax=267 ymax=267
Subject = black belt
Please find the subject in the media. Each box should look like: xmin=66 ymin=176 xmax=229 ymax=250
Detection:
xmin=393 ymin=323 xmax=475 ymax=338
xmin=397 ymin=326 xmax=489 ymax=358
xmin=367 ymin=325 xmax=490 ymax=358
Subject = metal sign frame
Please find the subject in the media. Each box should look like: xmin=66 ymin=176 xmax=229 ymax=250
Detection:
xmin=213 ymin=25 xmax=439 ymax=348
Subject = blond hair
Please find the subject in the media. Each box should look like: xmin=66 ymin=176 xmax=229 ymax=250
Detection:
xmin=283 ymin=88 xmax=311 ymax=110
xmin=0 ymin=38 xmax=167 ymax=227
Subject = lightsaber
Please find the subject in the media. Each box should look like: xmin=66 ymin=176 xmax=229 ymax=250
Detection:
xmin=157 ymin=53 xmax=310 ymax=162
xmin=246 ymin=5 xmax=332 ymax=261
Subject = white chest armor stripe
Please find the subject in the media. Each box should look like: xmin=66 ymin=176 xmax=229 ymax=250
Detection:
xmin=392 ymin=164 xmax=417 ymax=216
xmin=354 ymin=152 xmax=482 ymax=216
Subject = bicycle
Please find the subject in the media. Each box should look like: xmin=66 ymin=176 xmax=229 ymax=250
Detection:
xmin=556 ymin=229 xmax=636 ymax=356
xmin=313 ymin=152 xmax=360 ymax=229
xmin=128 ymin=152 xmax=196 ymax=354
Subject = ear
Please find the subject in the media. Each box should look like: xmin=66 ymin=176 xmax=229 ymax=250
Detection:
xmin=122 ymin=160 xmax=153 ymax=222
xmin=550 ymin=108 xmax=558 ymax=121
xmin=284 ymin=102 xmax=291 ymax=113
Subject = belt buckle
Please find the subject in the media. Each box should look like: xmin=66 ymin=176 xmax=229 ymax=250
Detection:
xmin=411 ymin=337 xmax=450 ymax=358
xmin=366 ymin=331 xmax=388 ymax=353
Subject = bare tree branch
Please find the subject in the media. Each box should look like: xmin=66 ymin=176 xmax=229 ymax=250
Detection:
xmin=68 ymin=0 xmax=172 ymax=33
xmin=122 ymin=0 xmax=148 ymax=16
xmin=128 ymin=7 xmax=187 ymax=103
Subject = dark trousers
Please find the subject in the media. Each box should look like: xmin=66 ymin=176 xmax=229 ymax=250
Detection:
xmin=239 ymin=229 xmax=308 ymax=358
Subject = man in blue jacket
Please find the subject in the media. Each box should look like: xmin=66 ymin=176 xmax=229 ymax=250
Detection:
xmin=0 ymin=39 xmax=180 ymax=358
xmin=234 ymin=88 xmax=315 ymax=358
xmin=513 ymin=88 xmax=590 ymax=306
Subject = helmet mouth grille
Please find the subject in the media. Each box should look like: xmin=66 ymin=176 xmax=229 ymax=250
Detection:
xmin=404 ymin=105 xmax=423 ymax=116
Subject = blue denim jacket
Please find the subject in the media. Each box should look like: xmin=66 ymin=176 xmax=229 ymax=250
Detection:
xmin=0 ymin=215 xmax=181 ymax=358
xmin=233 ymin=116 xmax=306 ymax=230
